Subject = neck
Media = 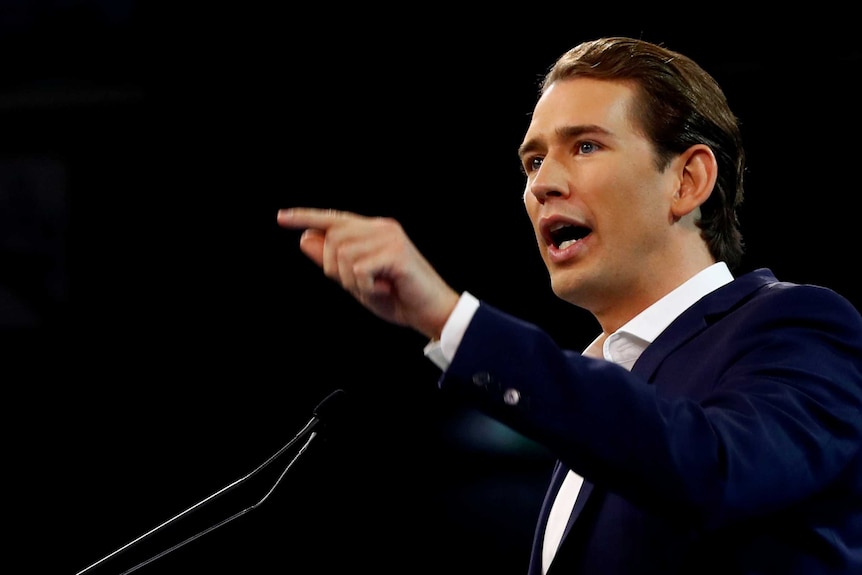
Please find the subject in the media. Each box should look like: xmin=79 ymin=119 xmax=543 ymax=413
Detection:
xmin=590 ymin=259 xmax=717 ymax=335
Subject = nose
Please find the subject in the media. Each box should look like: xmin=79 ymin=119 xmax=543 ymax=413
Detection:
xmin=526 ymin=159 xmax=567 ymax=204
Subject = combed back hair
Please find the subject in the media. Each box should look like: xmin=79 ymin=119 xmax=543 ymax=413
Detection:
xmin=542 ymin=37 xmax=746 ymax=270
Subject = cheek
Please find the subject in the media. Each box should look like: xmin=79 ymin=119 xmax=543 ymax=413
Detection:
xmin=523 ymin=189 xmax=539 ymax=218
xmin=522 ymin=194 xmax=546 ymax=245
xmin=611 ymin=190 xmax=672 ymax=249
xmin=522 ymin=182 xmax=534 ymax=204
xmin=602 ymin=165 xmax=661 ymax=212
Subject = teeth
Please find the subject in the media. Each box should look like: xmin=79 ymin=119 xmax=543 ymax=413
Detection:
xmin=558 ymin=239 xmax=578 ymax=249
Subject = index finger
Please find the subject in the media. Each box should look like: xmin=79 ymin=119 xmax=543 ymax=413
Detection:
xmin=276 ymin=207 xmax=351 ymax=230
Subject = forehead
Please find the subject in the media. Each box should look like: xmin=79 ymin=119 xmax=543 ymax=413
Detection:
xmin=526 ymin=77 xmax=638 ymax=137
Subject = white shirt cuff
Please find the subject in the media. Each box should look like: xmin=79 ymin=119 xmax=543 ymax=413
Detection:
xmin=423 ymin=291 xmax=480 ymax=370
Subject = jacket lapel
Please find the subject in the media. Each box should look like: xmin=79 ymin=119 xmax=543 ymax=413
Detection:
xmin=545 ymin=269 xmax=777 ymax=571
xmin=632 ymin=268 xmax=775 ymax=380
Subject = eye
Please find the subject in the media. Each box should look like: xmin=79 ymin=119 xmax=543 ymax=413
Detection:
xmin=577 ymin=141 xmax=599 ymax=155
xmin=521 ymin=155 xmax=544 ymax=175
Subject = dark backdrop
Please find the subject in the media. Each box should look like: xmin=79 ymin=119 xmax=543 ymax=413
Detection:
xmin=3 ymin=3 xmax=860 ymax=574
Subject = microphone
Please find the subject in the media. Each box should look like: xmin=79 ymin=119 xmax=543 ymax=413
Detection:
xmin=75 ymin=389 xmax=348 ymax=575
xmin=308 ymin=388 xmax=347 ymax=433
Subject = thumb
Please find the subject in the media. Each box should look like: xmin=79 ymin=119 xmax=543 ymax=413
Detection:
xmin=298 ymin=229 xmax=326 ymax=268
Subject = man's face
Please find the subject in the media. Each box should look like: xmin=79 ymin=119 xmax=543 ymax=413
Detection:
xmin=519 ymin=77 xmax=682 ymax=319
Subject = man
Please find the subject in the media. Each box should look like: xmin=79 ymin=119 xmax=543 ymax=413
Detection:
xmin=277 ymin=37 xmax=862 ymax=574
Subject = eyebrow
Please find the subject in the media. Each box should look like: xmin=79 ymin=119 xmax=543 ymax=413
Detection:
xmin=517 ymin=124 xmax=612 ymax=160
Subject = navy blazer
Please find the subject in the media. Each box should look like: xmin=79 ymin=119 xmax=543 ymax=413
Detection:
xmin=438 ymin=268 xmax=862 ymax=574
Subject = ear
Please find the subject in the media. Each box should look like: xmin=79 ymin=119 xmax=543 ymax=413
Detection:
xmin=671 ymin=144 xmax=718 ymax=220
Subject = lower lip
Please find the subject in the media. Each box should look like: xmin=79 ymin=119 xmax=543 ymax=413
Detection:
xmin=547 ymin=237 xmax=588 ymax=264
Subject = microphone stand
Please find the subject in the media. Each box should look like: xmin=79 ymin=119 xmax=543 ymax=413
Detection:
xmin=75 ymin=389 xmax=346 ymax=575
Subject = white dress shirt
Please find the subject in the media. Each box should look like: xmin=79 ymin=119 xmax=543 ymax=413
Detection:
xmin=424 ymin=262 xmax=734 ymax=573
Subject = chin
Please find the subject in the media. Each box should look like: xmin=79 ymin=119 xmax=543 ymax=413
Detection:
xmin=550 ymin=271 xmax=593 ymax=306
xmin=550 ymin=277 xmax=578 ymax=300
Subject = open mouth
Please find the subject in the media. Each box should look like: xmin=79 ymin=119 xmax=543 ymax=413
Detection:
xmin=549 ymin=222 xmax=592 ymax=249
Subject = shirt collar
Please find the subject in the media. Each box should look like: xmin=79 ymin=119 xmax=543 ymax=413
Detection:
xmin=584 ymin=262 xmax=734 ymax=368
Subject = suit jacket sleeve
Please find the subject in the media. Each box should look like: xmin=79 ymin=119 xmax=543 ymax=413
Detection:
xmin=436 ymin=276 xmax=862 ymax=530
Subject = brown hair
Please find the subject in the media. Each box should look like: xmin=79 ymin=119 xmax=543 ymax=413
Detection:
xmin=542 ymin=37 xmax=745 ymax=270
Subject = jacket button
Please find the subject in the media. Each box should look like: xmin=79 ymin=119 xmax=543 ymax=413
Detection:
xmin=503 ymin=388 xmax=520 ymax=406
xmin=472 ymin=372 xmax=492 ymax=388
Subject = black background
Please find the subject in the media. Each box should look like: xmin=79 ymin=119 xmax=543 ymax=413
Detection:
xmin=3 ymin=3 xmax=861 ymax=574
